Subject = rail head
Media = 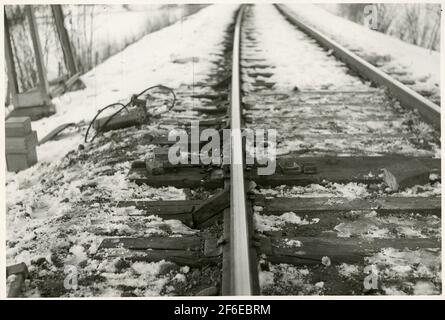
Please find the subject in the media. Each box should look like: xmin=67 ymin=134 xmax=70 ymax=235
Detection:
xmin=229 ymin=5 xmax=253 ymax=296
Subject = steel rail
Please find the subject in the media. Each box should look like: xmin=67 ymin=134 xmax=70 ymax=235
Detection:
xmin=275 ymin=4 xmax=440 ymax=129
xmin=229 ymin=5 xmax=253 ymax=296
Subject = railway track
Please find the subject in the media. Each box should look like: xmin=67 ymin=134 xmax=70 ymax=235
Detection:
xmin=234 ymin=4 xmax=440 ymax=295
xmin=124 ymin=4 xmax=440 ymax=296
xmin=10 ymin=4 xmax=439 ymax=297
xmin=123 ymin=4 xmax=440 ymax=296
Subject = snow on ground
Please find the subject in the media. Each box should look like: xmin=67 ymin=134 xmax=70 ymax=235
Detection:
xmin=242 ymin=5 xmax=368 ymax=91
xmin=5 ymin=124 xmax=203 ymax=297
xmin=32 ymin=5 xmax=193 ymax=81
xmin=31 ymin=4 xmax=238 ymax=163
xmin=254 ymin=182 xmax=371 ymax=199
xmin=392 ymin=182 xmax=442 ymax=197
xmin=337 ymin=263 xmax=360 ymax=279
xmin=253 ymin=178 xmax=441 ymax=294
xmin=65 ymin=5 xmax=195 ymax=65
xmin=259 ymin=257 xmax=324 ymax=295
xmin=333 ymin=247 xmax=441 ymax=295
xmin=366 ymin=248 xmax=441 ymax=295
xmin=254 ymin=209 xmax=320 ymax=233
xmin=284 ymin=4 xmax=440 ymax=104
xmin=333 ymin=210 xmax=440 ymax=239
xmin=241 ymin=5 xmax=440 ymax=159
xmin=254 ymin=181 xmax=441 ymax=200
xmin=6 ymin=126 xmax=186 ymax=263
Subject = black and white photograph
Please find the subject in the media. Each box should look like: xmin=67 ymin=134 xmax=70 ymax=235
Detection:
xmin=2 ymin=1 xmax=442 ymax=300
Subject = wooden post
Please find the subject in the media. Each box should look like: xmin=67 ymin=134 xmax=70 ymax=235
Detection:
xmin=51 ymin=5 xmax=78 ymax=75
xmin=4 ymin=10 xmax=19 ymax=106
xmin=25 ymin=5 xmax=51 ymax=104
xmin=5 ymin=81 xmax=10 ymax=106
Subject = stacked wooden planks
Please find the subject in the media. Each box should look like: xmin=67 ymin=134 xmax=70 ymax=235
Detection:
xmin=5 ymin=117 xmax=38 ymax=172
